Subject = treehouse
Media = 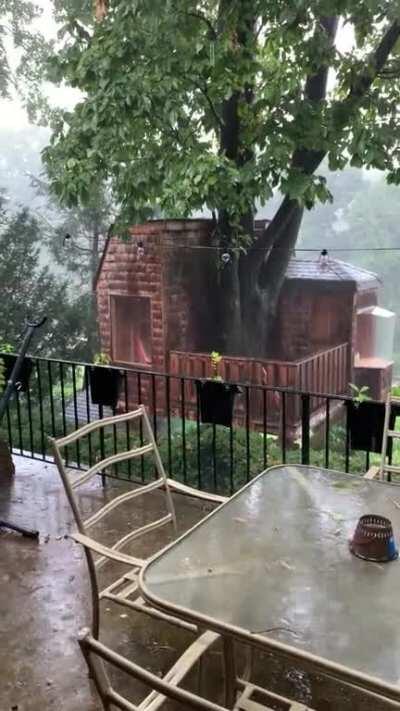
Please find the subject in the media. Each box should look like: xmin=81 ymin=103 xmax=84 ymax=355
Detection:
xmin=95 ymin=219 xmax=395 ymax=435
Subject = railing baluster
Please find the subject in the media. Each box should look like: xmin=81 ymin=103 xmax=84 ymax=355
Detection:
xmin=212 ymin=423 xmax=217 ymax=492
xmin=281 ymin=391 xmax=286 ymax=464
xmin=16 ymin=391 xmax=23 ymax=454
xmin=245 ymin=386 xmax=250 ymax=482
xmin=262 ymin=387 xmax=267 ymax=470
xmin=229 ymin=421 xmax=234 ymax=495
xmin=301 ymin=393 xmax=310 ymax=466
xmin=180 ymin=378 xmax=187 ymax=483
xmin=98 ymin=402 xmax=106 ymax=486
xmin=345 ymin=401 xmax=350 ymax=473
xmin=26 ymin=386 xmax=34 ymax=458
xmin=59 ymin=362 xmax=68 ymax=466
xmin=84 ymin=367 xmax=93 ymax=468
xmin=325 ymin=398 xmax=330 ymax=469
xmin=123 ymin=371 xmax=132 ymax=479
xmin=72 ymin=364 xmax=80 ymax=468
xmin=36 ymin=359 xmax=46 ymax=460
xmin=195 ymin=379 xmax=201 ymax=490
xmin=166 ymin=375 xmax=172 ymax=477
xmin=151 ymin=373 xmax=157 ymax=441
xmin=112 ymin=416 xmax=118 ymax=477
xmin=137 ymin=371 xmax=144 ymax=481
xmin=47 ymin=360 xmax=56 ymax=438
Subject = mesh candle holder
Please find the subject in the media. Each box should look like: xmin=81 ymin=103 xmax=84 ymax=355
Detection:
xmin=350 ymin=514 xmax=398 ymax=563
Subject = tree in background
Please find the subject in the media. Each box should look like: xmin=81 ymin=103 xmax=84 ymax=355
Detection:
xmin=41 ymin=2 xmax=400 ymax=357
xmin=319 ymin=178 xmax=400 ymax=360
xmin=298 ymin=166 xmax=367 ymax=249
xmin=0 ymin=193 xmax=90 ymax=360
xmin=36 ymin=181 xmax=114 ymax=356
xmin=0 ymin=1 xmax=50 ymax=106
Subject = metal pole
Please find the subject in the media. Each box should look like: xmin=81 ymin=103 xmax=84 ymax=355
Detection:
xmin=0 ymin=317 xmax=47 ymax=421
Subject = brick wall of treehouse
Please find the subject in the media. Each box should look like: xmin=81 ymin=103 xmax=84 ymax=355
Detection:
xmin=96 ymin=219 xmax=213 ymax=411
xmin=274 ymin=283 xmax=355 ymax=362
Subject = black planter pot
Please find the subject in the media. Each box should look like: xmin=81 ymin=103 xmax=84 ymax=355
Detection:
xmin=347 ymin=400 xmax=400 ymax=454
xmin=196 ymin=380 xmax=240 ymax=427
xmin=1 ymin=354 xmax=33 ymax=392
xmin=87 ymin=366 xmax=122 ymax=409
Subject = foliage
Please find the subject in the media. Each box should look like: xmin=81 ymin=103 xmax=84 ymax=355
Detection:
xmin=42 ymin=1 xmax=400 ymax=229
xmin=0 ymin=341 xmax=14 ymax=353
xmin=0 ymin=194 xmax=91 ymax=359
xmin=349 ymin=383 xmax=371 ymax=404
xmin=93 ymin=352 xmax=111 ymax=365
xmin=0 ymin=356 xmax=4 ymax=390
xmin=210 ymin=351 xmax=222 ymax=380
xmin=0 ymin=0 xmax=52 ymax=111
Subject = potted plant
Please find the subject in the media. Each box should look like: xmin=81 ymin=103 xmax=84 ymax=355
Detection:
xmin=0 ymin=341 xmax=33 ymax=392
xmin=196 ymin=351 xmax=240 ymax=427
xmin=87 ymin=353 xmax=123 ymax=409
xmin=347 ymin=384 xmax=400 ymax=454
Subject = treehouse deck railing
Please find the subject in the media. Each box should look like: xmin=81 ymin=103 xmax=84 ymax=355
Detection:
xmin=168 ymin=342 xmax=350 ymax=429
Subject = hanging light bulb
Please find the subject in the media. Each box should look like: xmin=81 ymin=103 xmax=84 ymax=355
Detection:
xmin=221 ymin=251 xmax=231 ymax=264
xmin=137 ymin=240 xmax=145 ymax=259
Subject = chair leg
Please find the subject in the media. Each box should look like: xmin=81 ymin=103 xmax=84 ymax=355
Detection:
xmin=242 ymin=646 xmax=254 ymax=682
xmin=223 ymin=637 xmax=237 ymax=708
xmin=83 ymin=547 xmax=100 ymax=639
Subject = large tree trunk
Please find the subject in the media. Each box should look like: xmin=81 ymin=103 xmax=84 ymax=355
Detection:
xmin=213 ymin=13 xmax=339 ymax=358
xmin=239 ymin=202 xmax=304 ymax=357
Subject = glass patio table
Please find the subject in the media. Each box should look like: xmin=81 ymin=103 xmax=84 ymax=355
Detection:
xmin=140 ymin=465 xmax=400 ymax=704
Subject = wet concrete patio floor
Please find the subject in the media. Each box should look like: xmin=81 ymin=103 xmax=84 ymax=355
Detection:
xmin=0 ymin=456 xmax=396 ymax=710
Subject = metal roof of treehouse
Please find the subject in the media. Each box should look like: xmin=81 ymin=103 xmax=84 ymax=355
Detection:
xmin=285 ymin=257 xmax=379 ymax=290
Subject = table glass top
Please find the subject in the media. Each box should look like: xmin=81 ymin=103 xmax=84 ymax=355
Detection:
xmin=143 ymin=465 xmax=400 ymax=685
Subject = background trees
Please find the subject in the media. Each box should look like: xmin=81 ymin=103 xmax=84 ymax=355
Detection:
xmin=0 ymin=192 xmax=90 ymax=359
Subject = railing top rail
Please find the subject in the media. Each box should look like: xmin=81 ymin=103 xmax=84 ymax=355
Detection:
xmin=170 ymin=342 xmax=349 ymax=368
xmin=0 ymin=350 xmax=353 ymax=403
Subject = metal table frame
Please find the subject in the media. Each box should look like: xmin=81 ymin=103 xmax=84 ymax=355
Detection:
xmin=140 ymin=465 xmax=400 ymax=707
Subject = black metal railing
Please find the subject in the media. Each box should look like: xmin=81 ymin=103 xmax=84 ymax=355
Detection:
xmin=0 ymin=354 xmax=391 ymax=495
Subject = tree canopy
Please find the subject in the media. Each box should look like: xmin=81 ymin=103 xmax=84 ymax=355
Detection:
xmin=0 ymin=0 xmax=50 ymax=107
xmin=42 ymin=0 xmax=400 ymax=356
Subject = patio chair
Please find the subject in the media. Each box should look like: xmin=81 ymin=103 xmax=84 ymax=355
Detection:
xmin=79 ymin=627 xmax=315 ymax=711
xmin=49 ymin=405 xmax=227 ymax=639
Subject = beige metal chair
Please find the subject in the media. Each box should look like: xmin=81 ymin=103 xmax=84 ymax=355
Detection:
xmin=49 ymin=405 xmax=227 ymax=638
xmin=79 ymin=628 xmax=314 ymax=711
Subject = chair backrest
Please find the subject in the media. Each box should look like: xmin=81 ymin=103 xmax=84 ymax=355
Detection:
xmin=79 ymin=628 xmax=227 ymax=711
xmin=49 ymin=405 xmax=177 ymax=556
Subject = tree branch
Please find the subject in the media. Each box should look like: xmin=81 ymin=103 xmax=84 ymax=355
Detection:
xmin=186 ymin=12 xmax=217 ymax=39
xmin=249 ymin=16 xmax=337 ymax=268
xmin=193 ymin=82 xmax=224 ymax=129
xmin=253 ymin=16 xmax=400 ymax=261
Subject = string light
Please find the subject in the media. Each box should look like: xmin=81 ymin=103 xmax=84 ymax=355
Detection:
xmin=127 ymin=243 xmax=400 ymax=254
